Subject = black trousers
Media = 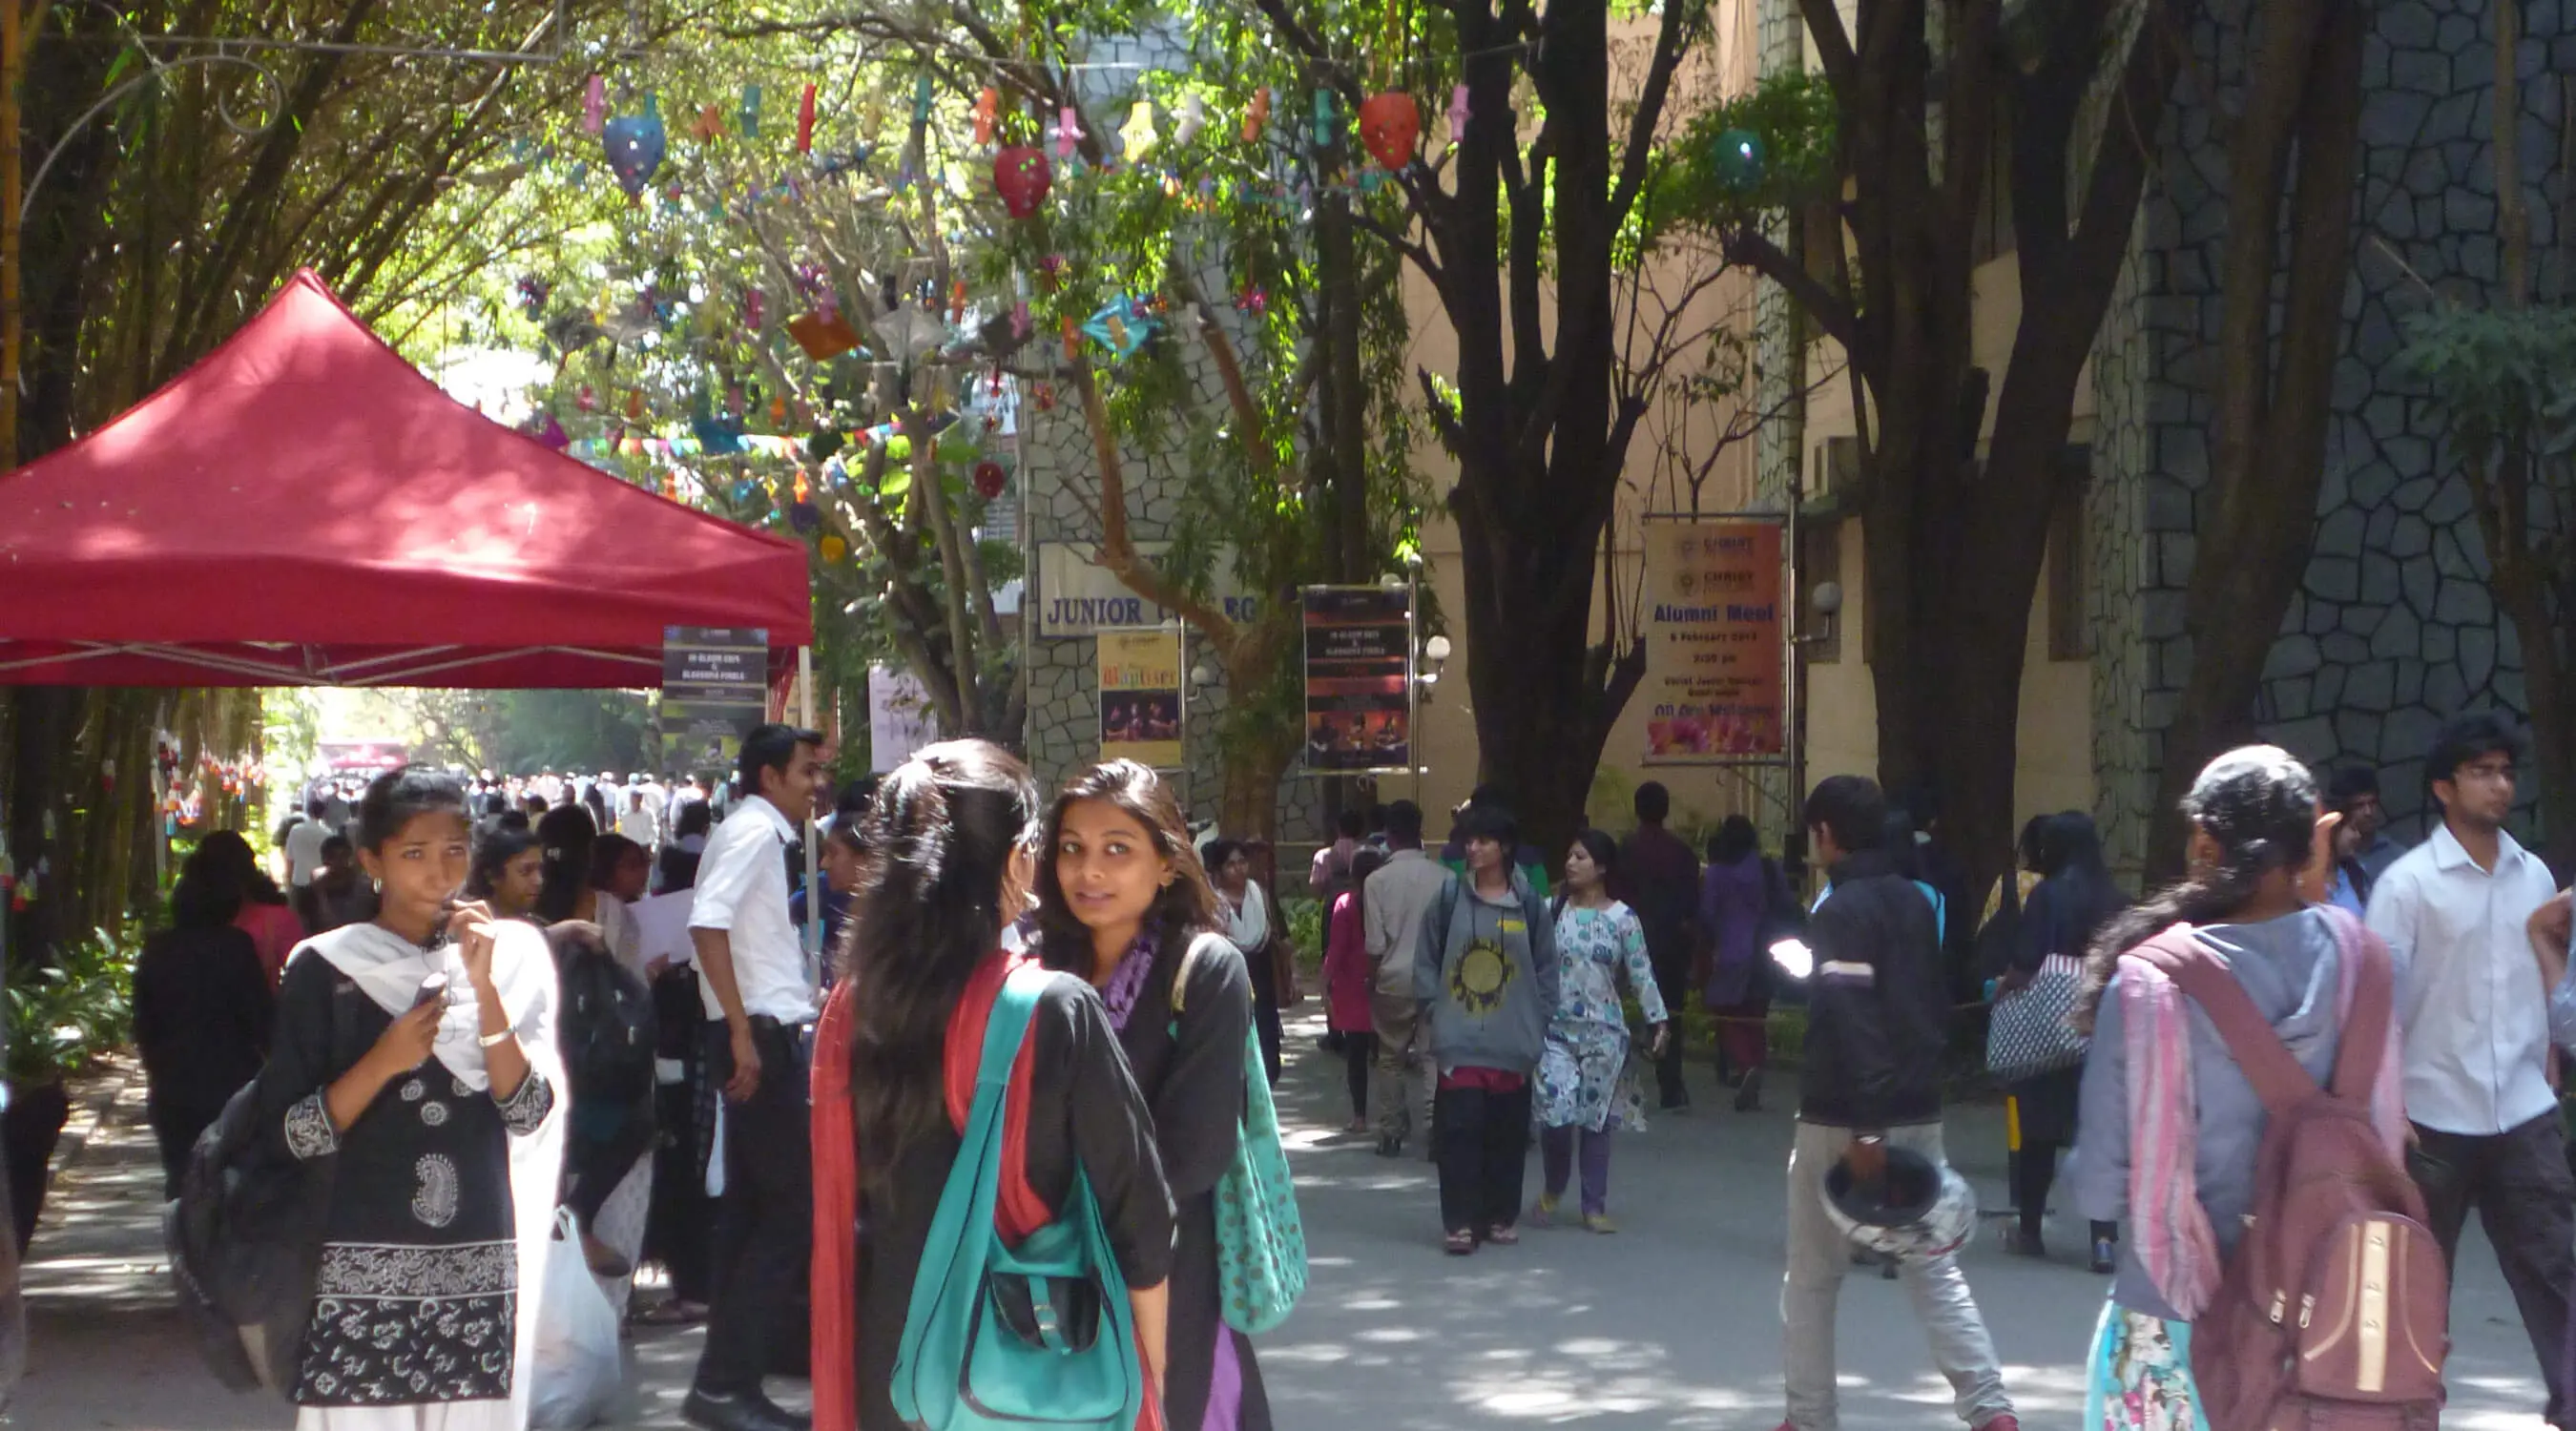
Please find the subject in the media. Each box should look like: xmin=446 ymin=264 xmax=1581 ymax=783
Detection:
xmin=1340 ymin=1032 xmax=1378 ymax=1120
xmin=565 ymin=1098 xmax=655 ymax=1229
xmin=1651 ymin=952 xmax=1693 ymax=1107
xmin=147 ymin=1097 xmax=226 ymax=1198
xmin=694 ymin=1017 xmax=815 ymax=1397
xmin=1434 ymin=1082 xmax=1531 ymax=1236
xmin=2409 ymin=1111 xmax=2576 ymax=1421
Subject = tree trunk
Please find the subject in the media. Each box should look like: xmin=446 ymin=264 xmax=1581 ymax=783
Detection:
xmin=2145 ymin=0 xmax=2364 ymax=880
xmin=2 ymin=689 xmax=73 ymax=970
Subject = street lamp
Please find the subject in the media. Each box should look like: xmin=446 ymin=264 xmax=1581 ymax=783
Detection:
xmin=1798 ymin=580 xmax=1843 ymax=646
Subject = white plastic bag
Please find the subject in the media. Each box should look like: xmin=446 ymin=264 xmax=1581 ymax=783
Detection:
xmin=529 ymin=1207 xmax=623 ymax=1428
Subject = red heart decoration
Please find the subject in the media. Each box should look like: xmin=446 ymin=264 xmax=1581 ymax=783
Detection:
xmin=993 ymin=146 xmax=1052 ymax=218
xmin=1359 ymin=93 xmax=1419 ymax=172
xmin=973 ymin=460 xmax=1008 ymax=500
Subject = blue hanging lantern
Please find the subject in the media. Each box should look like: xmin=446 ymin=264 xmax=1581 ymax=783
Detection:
xmin=1714 ymin=128 xmax=1765 ymax=191
xmin=604 ymin=96 xmax=669 ymax=196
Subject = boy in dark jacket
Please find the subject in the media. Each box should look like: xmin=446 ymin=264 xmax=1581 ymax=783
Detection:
xmin=1774 ymin=776 xmax=2016 ymax=1431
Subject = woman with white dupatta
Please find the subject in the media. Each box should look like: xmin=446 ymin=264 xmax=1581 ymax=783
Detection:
xmin=251 ymin=766 xmax=567 ymax=1430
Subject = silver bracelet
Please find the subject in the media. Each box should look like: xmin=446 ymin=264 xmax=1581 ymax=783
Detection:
xmin=478 ymin=1028 xmax=512 ymax=1048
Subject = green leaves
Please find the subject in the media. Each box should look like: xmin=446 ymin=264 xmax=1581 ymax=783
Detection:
xmin=1659 ymin=68 xmax=1838 ymax=238
xmin=2395 ymin=306 xmax=2576 ymax=461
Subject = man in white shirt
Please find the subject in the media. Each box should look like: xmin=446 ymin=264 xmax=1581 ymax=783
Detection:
xmin=282 ymin=795 xmax=331 ymax=887
xmin=616 ymin=786 xmax=662 ymax=850
xmin=1363 ymin=800 xmax=1453 ymax=1156
xmin=2367 ymin=711 xmax=2571 ymax=1425
xmin=682 ymin=723 xmax=827 ymax=1431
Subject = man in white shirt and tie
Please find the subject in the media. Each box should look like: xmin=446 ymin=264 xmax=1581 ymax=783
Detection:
xmin=2368 ymin=711 xmax=2571 ymax=1426
xmin=681 ymin=723 xmax=827 ymax=1431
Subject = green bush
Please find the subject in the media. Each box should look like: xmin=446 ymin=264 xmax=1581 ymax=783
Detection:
xmin=6 ymin=925 xmax=137 ymax=1084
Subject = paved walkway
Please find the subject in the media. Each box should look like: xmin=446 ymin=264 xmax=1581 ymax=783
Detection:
xmin=10 ymin=1019 xmax=2557 ymax=1429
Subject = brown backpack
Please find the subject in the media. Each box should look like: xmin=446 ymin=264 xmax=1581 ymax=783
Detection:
xmin=2133 ymin=917 xmax=2447 ymax=1431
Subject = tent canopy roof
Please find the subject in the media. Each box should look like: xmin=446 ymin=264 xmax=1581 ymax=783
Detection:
xmin=0 ymin=270 xmax=811 ymax=688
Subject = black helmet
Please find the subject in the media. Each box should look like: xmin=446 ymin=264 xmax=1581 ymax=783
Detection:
xmin=1821 ymin=1145 xmax=1977 ymax=1259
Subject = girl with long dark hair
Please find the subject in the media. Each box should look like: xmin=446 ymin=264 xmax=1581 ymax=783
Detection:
xmin=1532 ymin=830 xmax=1668 ymax=1233
xmin=1205 ymin=838 xmax=1286 ymax=1086
xmin=1998 ymin=811 xmax=2127 ymax=1267
xmin=133 ymin=872 xmax=273 ymax=1192
xmin=1033 ymin=759 xmax=1272 ymax=1431
xmin=242 ymin=765 xmax=564 ymax=1428
xmin=2064 ymin=747 xmax=2401 ymax=1428
xmin=1321 ymin=847 xmax=1388 ymax=1130
xmin=185 ymin=828 xmax=305 ymax=986
xmin=465 ymin=815 xmax=545 ymax=921
xmin=810 ymin=743 xmax=1173 ymax=1431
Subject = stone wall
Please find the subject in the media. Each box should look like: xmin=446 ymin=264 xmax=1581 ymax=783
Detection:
xmin=2088 ymin=0 xmax=2566 ymax=871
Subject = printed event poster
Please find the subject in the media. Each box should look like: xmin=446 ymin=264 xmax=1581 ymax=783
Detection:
xmin=868 ymin=666 xmax=938 ymax=774
xmin=661 ymin=627 xmax=769 ymax=773
xmin=1642 ymin=520 xmax=1786 ymax=761
xmin=1098 ymin=630 xmax=1184 ymax=769
xmin=1301 ymin=586 xmax=1412 ymax=773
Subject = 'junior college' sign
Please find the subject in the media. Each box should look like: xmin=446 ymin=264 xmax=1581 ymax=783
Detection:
xmin=1035 ymin=542 xmax=1260 ymax=638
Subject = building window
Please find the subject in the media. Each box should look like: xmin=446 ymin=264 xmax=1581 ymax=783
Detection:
xmin=2047 ymin=446 xmax=2091 ymax=662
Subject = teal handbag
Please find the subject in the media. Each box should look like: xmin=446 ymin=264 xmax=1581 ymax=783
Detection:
xmin=892 ymin=966 xmax=1144 ymax=1431
xmin=1174 ymin=935 xmax=1310 ymax=1335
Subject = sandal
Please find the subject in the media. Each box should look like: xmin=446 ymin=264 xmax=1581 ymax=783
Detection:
xmin=1485 ymin=1223 xmax=1520 ymax=1247
xmin=1527 ymin=1193 xmax=1559 ymax=1229
xmin=1443 ymin=1230 xmax=1478 ymax=1256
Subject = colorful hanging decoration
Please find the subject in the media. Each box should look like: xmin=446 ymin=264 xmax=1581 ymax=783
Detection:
xmin=797 ymin=82 xmax=818 ymax=155
xmin=602 ymin=98 xmax=668 ymax=197
xmin=741 ymin=82 xmax=762 ymax=138
xmin=577 ymin=384 xmax=597 ymax=412
xmin=691 ymin=104 xmax=726 ymax=143
xmin=787 ymin=310 xmax=862 ymax=361
xmin=1081 ymin=295 xmax=1153 ymax=360
xmin=993 ymin=145 xmax=1051 ymax=218
xmin=820 ymin=533 xmax=848 ymax=564
xmin=1054 ymin=105 xmax=1085 ymax=161
xmin=1235 ymin=286 xmax=1268 ymax=315
xmin=771 ymin=395 xmax=789 ymax=425
xmin=1714 ymin=128 xmax=1766 ymax=190
xmin=532 ymin=416 xmax=570 ymax=449
xmin=909 ymin=73 xmax=935 ymax=149
xmin=515 ymin=276 xmax=550 ymax=319
xmin=1312 ymin=89 xmax=1337 ymax=149
xmin=1448 ymin=84 xmax=1470 ymax=148
xmin=692 ymin=414 xmax=746 ymax=455
xmin=582 ymin=74 xmax=607 ymax=135
xmin=1174 ymin=93 xmax=1206 ymax=146
xmin=789 ymin=500 xmax=821 ymax=532
xmin=1060 ymin=314 xmax=1080 ymax=361
xmin=972 ymin=88 xmax=1000 ymax=146
xmin=744 ymin=288 xmax=766 ymax=330
xmin=1120 ymin=98 xmax=1158 ymax=161
xmin=1359 ymin=92 xmax=1419 ymax=171
xmin=1034 ymin=382 xmax=1056 ymax=411
xmin=1243 ymin=87 xmax=1270 ymax=142
xmin=949 ymin=280 xmax=969 ymax=323
xmin=877 ymin=305 xmax=946 ymax=363
xmin=972 ymin=459 xmax=1008 ymax=500
xmin=625 ymin=390 xmax=646 ymax=421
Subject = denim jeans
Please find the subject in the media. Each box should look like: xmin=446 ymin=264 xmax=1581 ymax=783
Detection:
xmin=1781 ymin=1119 xmax=2011 ymax=1430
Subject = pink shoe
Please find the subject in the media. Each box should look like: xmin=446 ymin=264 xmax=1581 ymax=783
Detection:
xmin=1976 ymin=1418 xmax=2021 ymax=1431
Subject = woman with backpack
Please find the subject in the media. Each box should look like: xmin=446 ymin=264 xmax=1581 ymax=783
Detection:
xmin=2065 ymin=747 xmax=2410 ymax=1430
xmin=1035 ymin=759 xmax=1275 ymax=1431
xmin=1530 ymin=831 xmax=1668 ymax=1234
xmin=809 ymin=742 xmax=1174 ymax=1431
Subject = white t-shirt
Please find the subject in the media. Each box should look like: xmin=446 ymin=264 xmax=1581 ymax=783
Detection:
xmin=616 ymin=803 xmax=660 ymax=847
xmin=687 ymin=794 xmax=816 ymax=1023
xmin=283 ymin=818 xmax=329 ymax=888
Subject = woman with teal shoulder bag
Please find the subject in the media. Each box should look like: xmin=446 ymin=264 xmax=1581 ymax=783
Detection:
xmin=810 ymin=741 xmax=1174 ymax=1431
xmin=1036 ymin=761 xmax=1284 ymax=1431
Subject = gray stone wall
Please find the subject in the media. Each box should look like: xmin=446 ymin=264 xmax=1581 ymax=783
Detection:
xmin=2088 ymin=0 xmax=2566 ymax=870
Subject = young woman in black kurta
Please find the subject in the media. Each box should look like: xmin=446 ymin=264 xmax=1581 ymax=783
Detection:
xmin=1035 ymin=759 xmax=1274 ymax=1431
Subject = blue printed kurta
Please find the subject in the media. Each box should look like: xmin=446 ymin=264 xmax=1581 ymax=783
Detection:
xmin=1534 ymin=902 xmax=1668 ymax=1132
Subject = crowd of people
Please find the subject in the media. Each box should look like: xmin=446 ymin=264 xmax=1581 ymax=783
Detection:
xmin=123 ymin=701 xmax=2576 ymax=1431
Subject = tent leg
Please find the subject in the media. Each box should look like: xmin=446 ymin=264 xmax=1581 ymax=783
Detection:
xmin=799 ymin=646 xmax=822 ymax=985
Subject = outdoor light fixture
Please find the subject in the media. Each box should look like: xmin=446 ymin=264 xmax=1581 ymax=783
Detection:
xmin=1416 ymin=633 xmax=1451 ymax=700
xmin=1797 ymin=580 xmax=1843 ymax=646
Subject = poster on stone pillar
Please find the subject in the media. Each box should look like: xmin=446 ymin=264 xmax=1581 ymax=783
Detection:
xmin=867 ymin=667 xmax=938 ymax=774
xmin=1301 ymin=587 xmax=1413 ymax=773
xmin=1641 ymin=520 xmax=1786 ymax=761
xmin=1098 ymin=630 xmax=1184 ymax=770
xmin=661 ymin=627 xmax=770 ymax=774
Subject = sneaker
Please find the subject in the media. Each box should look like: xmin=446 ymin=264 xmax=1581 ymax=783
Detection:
xmin=1374 ymin=1132 xmax=1402 ymax=1158
xmin=2090 ymin=1234 xmax=2116 ymax=1275
xmin=2005 ymin=1227 xmax=2047 ymax=1259
xmin=1527 ymin=1193 xmax=1559 ymax=1228
xmin=1733 ymin=1067 xmax=1763 ymax=1112
xmin=1582 ymin=1213 xmax=1617 ymax=1234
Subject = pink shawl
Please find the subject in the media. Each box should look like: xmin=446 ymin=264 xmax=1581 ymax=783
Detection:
xmin=2118 ymin=905 xmax=2404 ymax=1317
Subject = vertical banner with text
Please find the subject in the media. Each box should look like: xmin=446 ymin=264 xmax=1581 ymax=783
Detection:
xmin=1641 ymin=520 xmax=1785 ymax=761
xmin=1301 ymin=586 xmax=1413 ymax=773
xmin=1098 ymin=629 xmax=1184 ymax=769
xmin=661 ymin=627 xmax=770 ymax=774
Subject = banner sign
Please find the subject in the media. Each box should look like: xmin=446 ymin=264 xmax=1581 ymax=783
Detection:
xmin=868 ymin=666 xmax=938 ymax=774
xmin=1098 ymin=629 xmax=1184 ymax=769
xmin=1301 ymin=586 xmax=1412 ymax=773
xmin=662 ymin=627 xmax=769 ymax=773
xmin=1641 ymin=520 xmax=1786 ymax=761
xmin=317 ymin=738 xmax=408 ymax=775
xmin=1035 ymin=542 xmax=1260 ymax=638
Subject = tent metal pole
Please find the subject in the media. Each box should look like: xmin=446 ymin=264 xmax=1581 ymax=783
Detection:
xmin=799 ymin=645 xmax=821 ymax=984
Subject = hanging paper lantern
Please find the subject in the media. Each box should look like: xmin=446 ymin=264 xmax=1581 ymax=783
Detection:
xmin=625 ymin=389 xmax=645 ymax=421
xmin=1448 ymin=84 xmax=1470 ymax=147
xmin=797 ymin=82 xmax=818 ymax=155
xmin=691 ymin=104 xmax=725 ymax=143
xmin=534 ymin=416 xmax=570 ymax=449
xmin=972 ymin=459 xmax=1008 ymax=501
xmin=744 ymin=288 xmax=765 ymax=330
xmin=820 ymin=533 xmax=848 ymax=564
xmin=1359 ymin=92 xmax=1420 ymax=171
xmin=972 ymin=87 xmax=1000 ymax=146
xmin=1034 ymin=382 xmax=1056 ymax=411
xmin=515 ymin=275 xmax=550 ymax=319
xmin=577 ymin=384 xmax=597 ymax=412
xmin=740 ymin=82 xmax=761 ymax=138
xmin=949 ymin=280 xmax=969 ymax=323
xmin=786 ymin=311 xmax=862 ymax=361
xmin=602 ymin=101 xmax=668 ymax=196
xmin=1174 ymin=93 xmax=1206 ymax=146
xmin=1235 ymin=286 xmax=1268 ymax=315
xmin=1054 ymin=105 xmax=1085 ymax=161
xmin=1243 ymin=87 xmax=1270 ymax=142
xmin=771 ymin=395 xmax=788 ymax=425
xmin=582 ymin=74 xmax=607 ymax=135
xmin=1120 ymin=99 xmax=1158 ymax=160
xmin=910 ymin=73 xmax=934 ymax=138
xmin=1714 ymin=128 xmax=1766 ymax=190
xmin=1312 ymin=90 xmax=1339 ymax=149
xmin=1082 ymin=296 xmax=1154 ymax=360
xmin=993 ymin=145 xmax=1050 ymax=218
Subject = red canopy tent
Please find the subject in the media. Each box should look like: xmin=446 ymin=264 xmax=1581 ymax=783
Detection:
xmin=0 ymin=270 xmax=812 ymax=688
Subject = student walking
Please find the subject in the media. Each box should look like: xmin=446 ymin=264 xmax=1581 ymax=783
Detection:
xmin=1365 ymin=800 xmax=1449 ymax=1156
xmin=683 ymin=723 xmax=829 ymax=1431
xmin=1997 ymin=812 xmax=2126 ymax=1267
xmin=1774 ymin=776 xmax=2015 ymax=1431
xmin=1035 ymin=759 xmax=1272 ymax=1431
xmin=2366 ymin=711 xmax=2572 ymax=1426
xmin=2067 ymin=746 xmax=2409 ymax=1427
xmin=1615 ymin=782 xmax=1699 ymax=1112
xmin=806 ymin=742 xmax=1173 ymax=1431
xmin=1322 ymin=848 xmax=1388 ymax=1132
xmin=1530 ymin=831 xmax=1668 ymax=1233
xmin=1700 ymin=815 xmax=1784 ymax=1110
xmin=132 ymin=872 xmax=273 ymax=1192
xmin=1418 ymin=802 xmax=1557 ymax=1255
